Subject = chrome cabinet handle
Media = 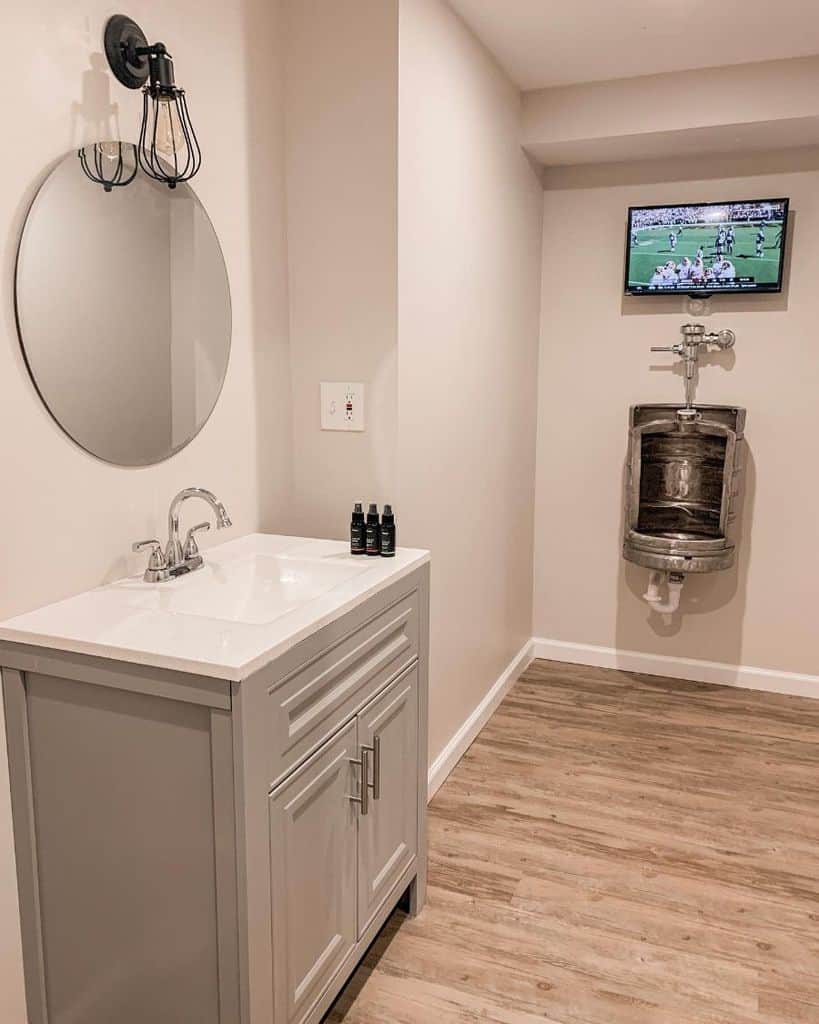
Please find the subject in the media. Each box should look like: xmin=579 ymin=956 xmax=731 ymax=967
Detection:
xmin=348 ymin=747 xmax=370 ymax=816
xmin=362 ymin=735 xmax=381 ymax=800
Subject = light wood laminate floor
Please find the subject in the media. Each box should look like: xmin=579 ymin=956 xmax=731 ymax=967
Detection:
xmin=326 ymin=659 xmax=819 ymax=1024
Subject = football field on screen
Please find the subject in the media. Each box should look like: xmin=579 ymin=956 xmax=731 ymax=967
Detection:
xmin=628 ymin=224 xmax=783 ymax=287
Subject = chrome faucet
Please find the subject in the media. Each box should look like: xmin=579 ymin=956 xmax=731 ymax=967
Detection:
xmin=132 ymin=487 xmax=232 ymax=582
xmin=166 ymin=488 xmax=232 ymax=568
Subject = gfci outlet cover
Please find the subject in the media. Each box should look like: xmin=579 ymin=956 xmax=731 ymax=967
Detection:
xmin=320 ymin=382 xmax=365 ymax=432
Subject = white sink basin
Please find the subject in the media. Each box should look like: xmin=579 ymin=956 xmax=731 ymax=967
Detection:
xmin=0 ymin=534 xmax=430 ymax=680
xmin=120 ymin=553 xmax=372 ymax=625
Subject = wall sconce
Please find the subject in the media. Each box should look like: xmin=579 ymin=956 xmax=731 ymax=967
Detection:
xmin=78 ymin=142 xmax=138 ymax=192
xmin=103 ymin=14 xmax=202 ymax=189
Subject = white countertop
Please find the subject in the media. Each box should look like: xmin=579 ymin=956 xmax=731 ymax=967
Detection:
xmin=0 ymin=534 xmax=429 ymax=682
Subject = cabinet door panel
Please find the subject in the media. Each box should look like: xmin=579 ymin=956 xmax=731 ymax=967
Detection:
xmin=269 ymin=720 xmax=358 ymax=1024
xmin=357 ymin=666 xmax=419 ymax=934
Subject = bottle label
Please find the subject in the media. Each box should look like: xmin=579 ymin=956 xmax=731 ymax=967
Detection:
xmin=366 ymin=524 xmax=380 ymax=554
xmin=350 ymin=524 xmax=366 ymax=553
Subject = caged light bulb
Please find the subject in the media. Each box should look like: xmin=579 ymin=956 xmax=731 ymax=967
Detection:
xmin=153 ymin=97 xmax=188 ymax=162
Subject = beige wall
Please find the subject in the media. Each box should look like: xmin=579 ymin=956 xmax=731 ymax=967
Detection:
xmin=283 ymin=0 xmax=399 ymax=540
xmin=0 ymin=1 xmax=291 ymax=1015
xmin=532 ymin=149 xmax=819 ymax=676
xmin=1 ymin=0 xmax=291 ymax=616
xmin=397 ymin=0 xmax=544 ymax=764
xmin=283 ymin=0 xmax=544 ymax=771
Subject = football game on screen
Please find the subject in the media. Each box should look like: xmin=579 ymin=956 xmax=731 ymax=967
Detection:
xmin=625 ymin=199 xmax=788 ymax=294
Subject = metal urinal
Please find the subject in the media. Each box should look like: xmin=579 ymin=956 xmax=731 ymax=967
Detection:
xmin=623 ymin=324 xmax=745 ymax=615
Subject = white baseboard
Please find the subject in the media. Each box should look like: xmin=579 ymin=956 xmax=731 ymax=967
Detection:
xmin=427 ymin=639 xmax=534 ymax=800
xmin=532 ymin=637 xmax=819 ymax=701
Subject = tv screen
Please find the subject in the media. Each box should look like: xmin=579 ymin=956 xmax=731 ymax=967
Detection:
xmin=624 ymin=198 xmax=789 ymax=295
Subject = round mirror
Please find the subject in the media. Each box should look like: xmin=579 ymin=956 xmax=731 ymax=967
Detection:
xmin=15 ymin=143 xmax=231 ymax=466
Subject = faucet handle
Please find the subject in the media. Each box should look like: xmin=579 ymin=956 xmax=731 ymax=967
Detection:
xmin=183 ymin=522 xmax=211 ymax=560
xmin=133 ymin=540 xmax=170 ymax=583
xmin=132 ymin=540 xmax=167 ymax=572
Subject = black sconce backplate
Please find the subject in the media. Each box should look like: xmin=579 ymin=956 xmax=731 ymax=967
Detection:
xmin=104 ymin=14 xmax=150 ymax=90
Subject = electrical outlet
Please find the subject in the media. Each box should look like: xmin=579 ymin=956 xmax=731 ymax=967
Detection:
xmin=320 ymin=382 xmax=365 ymax=431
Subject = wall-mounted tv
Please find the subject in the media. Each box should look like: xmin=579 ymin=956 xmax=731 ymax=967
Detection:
xmin=624 ymin=198 xmax=789 ymax=296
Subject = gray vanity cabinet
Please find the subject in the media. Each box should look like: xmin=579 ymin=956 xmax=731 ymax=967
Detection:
xmin=1 ymin=565 xmax=429 ymax=1024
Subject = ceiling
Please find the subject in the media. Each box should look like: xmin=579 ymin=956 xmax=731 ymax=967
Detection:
xmin=447 ymin=1 xmax=819 ymax=90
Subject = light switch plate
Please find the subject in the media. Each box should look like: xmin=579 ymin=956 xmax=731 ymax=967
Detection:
xmin=320 ymin=382 xmax=365 ymax=432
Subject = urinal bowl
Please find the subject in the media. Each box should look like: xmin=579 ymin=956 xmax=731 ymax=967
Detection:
xmin=623 ymin=404 xmax=746 ymax=575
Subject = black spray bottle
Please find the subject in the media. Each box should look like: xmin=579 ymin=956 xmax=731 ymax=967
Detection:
xmin=350 ymin=503 xmax=366 ymax=555
xmin=380 ymin=504 xmax=396 ymax=557
xmin=365 ymin=504 xmax=381 ymax=556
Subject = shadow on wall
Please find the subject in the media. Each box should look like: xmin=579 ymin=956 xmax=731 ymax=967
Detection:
xmin=614 ymin=442 xmax=756 ymax=671
xmin=646 ymin=345 xmax=735 ymax=393
xmin=70 ymin=52 xmax=122 ymax=149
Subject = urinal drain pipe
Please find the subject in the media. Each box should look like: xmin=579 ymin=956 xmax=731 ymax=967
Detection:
xmin=643 ymin=570 xmax=685 ymax=615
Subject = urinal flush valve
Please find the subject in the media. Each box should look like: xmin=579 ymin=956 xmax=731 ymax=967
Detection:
xmin=651 ymin=323 xmax=736 ymax=407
